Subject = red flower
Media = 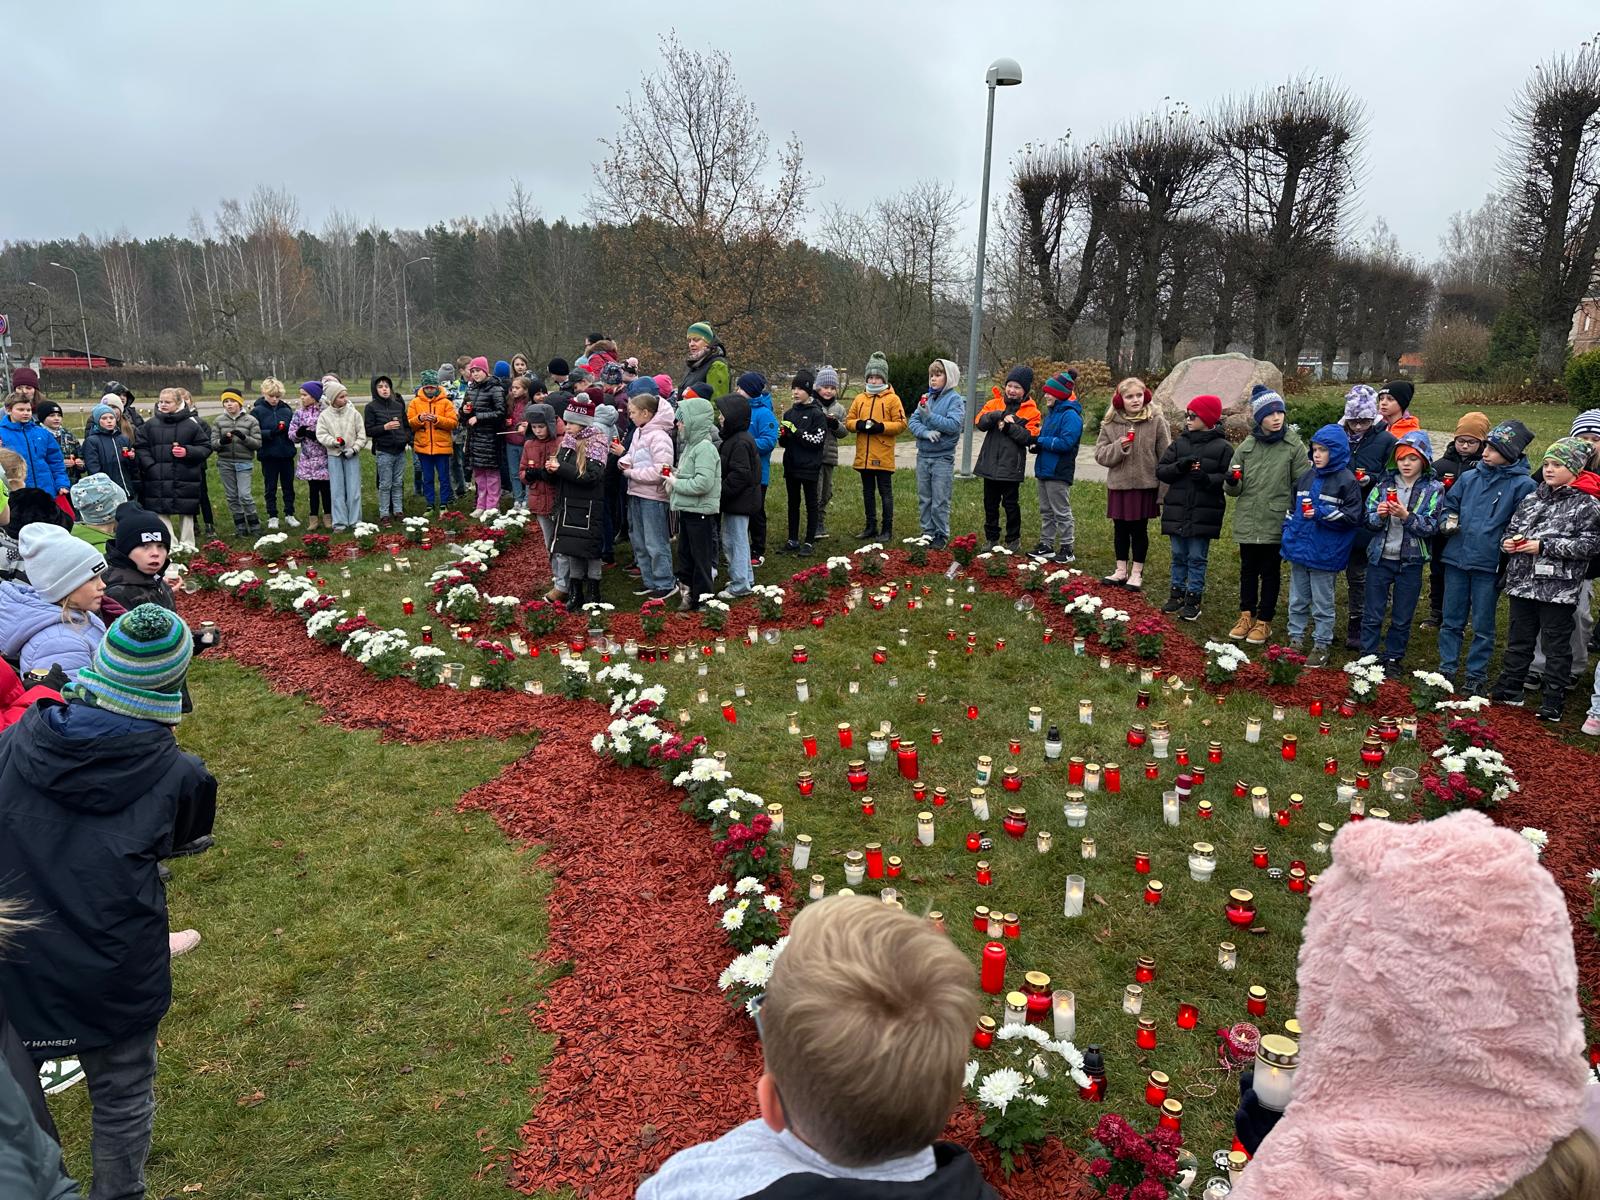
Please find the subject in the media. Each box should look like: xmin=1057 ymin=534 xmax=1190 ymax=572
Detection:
xmin=1089 ymin=1158 xmax=1112 ymax=1178
xmin=751 ymin=845 xmax=767 ymax=859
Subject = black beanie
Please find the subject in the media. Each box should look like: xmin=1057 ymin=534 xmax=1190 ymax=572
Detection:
xmin=1378 ymin=380 xmax=1414 ymax=411
xmin=113 ymin=502 xmax=171 ymax=557
xmin=547 ymin=357 xmax=570 ymax=377
xmin=33 ymin=399 xmax=63 ymax=421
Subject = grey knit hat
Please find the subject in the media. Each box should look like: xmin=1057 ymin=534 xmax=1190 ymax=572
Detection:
xmin=70 ymin=473 xmax=128 ymax=525
xmin=20 ymin=523 xmax=107 ymax=603
xmin=814 ymin=366 xmax=840 ymax=391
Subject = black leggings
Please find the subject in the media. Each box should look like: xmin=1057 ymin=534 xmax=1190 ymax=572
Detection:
xmin=982 ymin=479 xmax=1021 ymax=543
xmin=860 ymin=469 xmax=894 ymax=531
xmin=1113 ymin=518 xmax=1149 ymax=563
xmin=786 ymin=475 xmax=819 ymax=543
xmin=1238 ymin=542 xmax=1283 ymax=621
xmin=305 ymin=479 xmax=331 ymax=517
xmin=262 ymin=459 xmax=295 ymax=516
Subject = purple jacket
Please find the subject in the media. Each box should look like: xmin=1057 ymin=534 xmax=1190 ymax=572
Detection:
xmin=289 ymin=403 xmax=329 ymax=481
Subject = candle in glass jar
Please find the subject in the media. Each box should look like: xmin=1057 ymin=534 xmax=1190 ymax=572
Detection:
xmin=1134 ymin=955 xmax=1156 ymax=983
xmin=972 ymin=905 xmax=991 ymax=932
xmin=1281 ymin=733 xmax=1298 ymax=760
xmin=809 ymin=874 xmax=826 ymax=900
xmin=1247 ymin=985 xmax=1268 ymax=1017
xmin=1144 ymin=880 xmax=1164 ymax=905
xmin=1126 ymin=723 xmax=1146 ymax=747
xmin=1308 ymin=697 xmax=1324 ymax=717
xmin=1104 ymin=763 xmax=1122 ymax=793
xmin=1044 ymin=725 xmax=1062 ymax=759
xmin=986 ymin=911 xmax=1004 ymax=938
xmin=1162 ymin=791 xmax=1180 ymax=826
xmin=792 ymin=834 xmax=812 ymax=870
xmin=1084 ymin=763 xmax=1102 ymax=793
xmin=1151 ymin=724 xmax=1171 ymax=757
xmin=796 ymin=678 xmax=810 ymax=703
xmin=1188 ymin=842 xmax=1216 ymax=882
xmin=975 ymin=755 xmax=993 ymax=785
xmin=1008 ymin=737 xmax=1022 ymax=757
xmin=766 ymin=803 xmax=784 ymax=836
xmin=796 ymin=770 xmax=815 ymax=795
xmin=1002 ymin=766 xmax=1022 ymax=793
xmin=788 ymin=712 xmax=801 ymax=735
xmin=1252 ymin=845 xmax=1269 ymax=869
xmin=981 ymin=941 xmax=1007 ymax=994
xmin=1052 ymin=990 xmax=1076 ymax=1041
xmin=1158 ymin=1098 xmax=1182 ymax=1132
xmin=916 ymin=811 xmax=935 ymax=846
xmin=1136 ymin=1017 xmax=1158 ymax=1050
xmin=1254 ymin=1034 xmax=1300 ymax=1111
xmin=1028 ymin=705 xmax=1044 ymax=732
xmin=801 ymin=732 xmax=818 ymax=758
xmin=1078 ymin=699 xmax=1095 ymax=725
xmin=1251 ymin=786 xmax=1271 ymax=820
xmin=843 ymin=851 xmax=866 ymax=886
xmin=1133 ymin=849 xmax=1151 ymax=875
xmin=933 ymin=786 xmax=949 ymax=807
xmin=1197 ymin=799 xmax=1214 ymax=819
xmin=1122 ymin=983 xmax=1144 ymax=1015
xmin=970 ymin=788 xmax=990 ymax=821
xmin=975 ymin=860 xmax=992 ymax=886
xmin=1245 ymin=716 xmax=1262 ymax=743
xmin=887 ymin=855 xmax=902 ymax=879
xmin=966 ymin=703 xmax=979 ymax=720
xmin=1145 ymin=1070 xmax=1170 ymax=1107
xmin=1003 ymin=991 xmax=1028 ymax=1027
xmin=1062 ymin=793 xmax=1088 ymax=827
xmin=1081 ymin=837 xmax=1097 ymax=860
xmin=860 ymin=795 xmax=876 ymax=818
xmin=931 ymin=727 xmax=944 ymax=746
xmin=846 ymin=760 xmax=869 ymax=791
xmin=897 ymin=742 xmax=919 ymax=779
xmin=1225 ymin=889 xmax=1256 ymax=927
xmin=1144 ymin=761 xmax=1160 ymax=780
xmin=1208 ymin=740 xmax=1224 ymax=764
xmin=1002 ymin=805 xmax=1028 ymax=838
xmin=866 ymin=735 xmax=889 ymax=764
xmin=1036 ymin=830 xmax=1052 ymax=854
xmin=838 ymin=722 xmax=854 ymax=749
xmin=1218 ymin=940 xmax=1238 ymax=970
xmin=1287 ymin=866 xmax=1308 ymax=893
xmin=1063 ymin=875 xmax=1085 ymax=917
xmin=1023 ymin=971 xmax=1052 ymax=1023
xmin=1176 ymin=1002 xmax=1199 ymax=1030
xmin=973 ymin=1014 xmax=998 ymax=1050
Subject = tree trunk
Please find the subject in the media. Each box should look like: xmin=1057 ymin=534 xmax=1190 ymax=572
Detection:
xmin=1130 ymin=210 xmax=1165 ymax=371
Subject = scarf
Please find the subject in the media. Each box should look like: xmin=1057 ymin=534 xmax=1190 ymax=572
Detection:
xmin=864 ymin=380 xmax=888 ymax=395
xmin=561 ymin=422 xmax=609 ymax=468
xmin=1254 ymin=421 xmax=1287 ymax=445
xmin=1121 ymin=402 xmax=1152 ymax=423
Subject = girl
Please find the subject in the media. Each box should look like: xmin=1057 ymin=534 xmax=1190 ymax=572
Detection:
xmin=252 ymin=377 xmax=298 ymax=528
xmin=211 ymin=389 xmax=262 ymax=537
xmin=511 ymin=352 xmax=532 ymax=380
xmin=503 ymin=375 xmax=533 ymax=508
xmin=463 ymin=356 xmax=507 ymax=516
xmin=778 ymin=370 xmax=839 ymax=555
xmin=906 ymin=358 xmax=965 ymax=547
xmin=315 ymin=380 xmax=367 ymax=532
xmin=813 ymin=367 xmax=848 ymax=539
xmin=1155 ymin=394 xmax=1231 ymax=621
xmin=82 ymin=402 xmax=139 ymax=499
xmin=0 ymin=523 xmax=106 ymax=680
xmin=618 ymin=383 xmax=678 ymax=602
xmin=518 ymin=401 xmax=565 ymax=601
xmin=1224 ymin=387 xmax=1304 ymax=644
xmin=135 ymin=387 xmax=213 ymax=547
xmin=843 ymin=351 xmax=905 ymax=540
xmin=1093 ymin=376 xmax=1170 ymax=590
xmin=666 ymin=395 xmax=722 ymax=610
xmin=551 ymin=394 xmax=608 ymax=608
xmin=288 ymin=382 xmax=331 ymax=529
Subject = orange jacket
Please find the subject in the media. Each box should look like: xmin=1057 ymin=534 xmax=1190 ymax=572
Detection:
xmin=844 ymin=386 xmax=906 ymax=471
xmin=408 ymin=387 xmax=459 ymax=455
xmin=1385 ymin=413 xmax=1421 ymax=439
xmin=975 ymin=388 xmax=1042 ymax=436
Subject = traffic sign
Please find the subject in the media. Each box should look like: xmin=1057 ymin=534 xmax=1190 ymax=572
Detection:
xmin=0 ymin=314 xmax=8 ymax=336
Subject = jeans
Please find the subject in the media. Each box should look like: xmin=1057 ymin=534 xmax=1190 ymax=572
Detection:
xmin=1360 ymin=557 xmax=1425 ymax=662
xmin=1168 ymin=536 xmax=1212 ymax=592
xmin=982 ymin=478 xmax=1021 ymax=544
xmin=412 ymin=446 xmax=425 ymax=494
xmin=752 ymin=481 xmax=769 ymax=557
xmin=1437 ymin=565 xmax=1500 ymax=682
xmin=327 ymin=453 xmax=363 ymax=528
xmin=628 ymin=496 xmax=676 ymax=593
xmin=535 ymin=513 xmax=567 ymax=591
xmin=1238 ymin=542 xmax=1282 ymax=621
xmin=1037 ymin=478 xmax=1075 ymax=550
xmin=1288 ymin=564 xmax=1338 ymax=646
xmin=375 ymin=450 xmax=406 ymax=518
xmin=78 ymin=1025 xmax=159 ymax=1200
xmin=859 ymin=468 xmax=894 ymax=533
xmin=1496 ymin=596 xmax=1577 ymax=710
xmin=473 ymin=467 xmax=501 ymax=511
xmin=417 ymin=453 xmax=453 ymax=506
xmin=450 ymin=443 xmax=468 ymax=492
xmin=722 ymin=513 xmax=753 ymax=593
xmin=817 ymin=464 xmax=836 ymax=526
xmin=505 ymin=444 xmax=527 ymax=505
xmin=1532 ymin=579 xmax=1592 ymax=682
xmin=916 ymin=456 xmax=953 ymax=541
xmin=786 ymin=476 xmax=819 ymax=544
xmin=217 ymin=459 xmax=256 ymax=524
xmin=261 ymin=458 xmax=295 ymax=517
xmin=677 ymin=511 xmax=719 ymax=607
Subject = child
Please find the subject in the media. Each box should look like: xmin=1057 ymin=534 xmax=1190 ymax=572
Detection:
xmin=1436 ymin=421 xmax=1537 ymax=696
xmin=1093 ymin=376 xmax=1171 ymax=590
xmin=1030 ymin=369 xmax=1083 ymax=563
xmin=289 ymin=382 xmax=331 ymax=529
xmin=34 ymin=401 xmax=84 ymax=485
xmin=136 ymin=387 xmax=213 ymax=548
xmin=637 ymin=895 xmax=991 ymax=1200
xmin=813 ymin=366 xmax=848 ymax=539
xmin=1489 ymin=437 xmax=1600 ymax=722
xmin=315 ymin=380 xmax=367 ymax=532
xmin=463 ymin=356 xmax=507 ymax=517
xmin=517 ymin=400 xmax=565 ymax=600
xmin=666 ymin=394 xmax=721 ymax=610
xmin=0 ymin=523 xmax=107 ymax=680
xmin=83 ymin=400 xmax=139 ymax=500
xmin=778 ymin=370 xmax=838 ymax=555
xmin=1339 ymin=385 xmax=1398 ymax=649
xmin=503 ymin=374 xmax=533 ymax=509
xmin=550 ymin=394 xmax=609 ymax=609
xmin=974 ymin=366 xmax=1042 ymax=551
xmin=1376 ymin=379 xmax=1420 ymax=438
xmin=364 ymin=375 xmax=410 ymax=525
xmin=408 ymin=369 xmax=458 ymax=510
xmin=1423 ymin=411 xmax=1489 ymax=627
xmin=737 ymin=372 xmax=779 ymax=564
xmin=252 ymin=377 xmax=298 ymax=528
xmin=1530 ymin=410 xmax=1600 ymax=693
xmin=1154 ymin=393 xmax=1231 ymax=621
xmin=716 ymin=392 xmax=760 ymax=600
xmin=211 ymin=388 xmax=262 ymax=536
xmin=1280 ymin=424 xmax=1364 ymax=667
xmin=618 ymin=381 xmax=677 ymax=602
xmin=69 ymin=473 xmax=127 ymax=553
xmin=102 ymin=503 xmax=176 ymax=613
xmin=442 ymin=359 xmax=470 ymax=497
xmin=1224 ymin=386 xmax=1304 ymax=644
xmin=906 ymin=358 xmax=964 ymax=548
xmin=1360 ymin=430 xmax=1443 ymax=670
xmin=843 ymin=351 xmax=905 ymax=540
xmin=0 ymin=392 xmax=68 ymax=500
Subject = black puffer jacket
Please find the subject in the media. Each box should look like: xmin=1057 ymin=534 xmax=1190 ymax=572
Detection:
xmin=82 ymin=426 xmax=139 ymax=497
xmin=778 ymin=400 xmax=832 ymax=482
xmin=552 ymin=444 xmax=606 ymax=561
xmin=1156 ymin=426 xmax=1234 ymax=539
xmin=252 ymin=397 xmax=297 ymax=460
xmin=135 ymin=405 xmax=213 ymax=516
xmin=717 ymin=395 xmax=762 ymax=515
xmin=364 ymin=378 xmax=411 ymax=455
xmin=462 ymin=378 xmax=506 ymax=470
xmin=1348 ymin=426 xmax=1398 ymax=552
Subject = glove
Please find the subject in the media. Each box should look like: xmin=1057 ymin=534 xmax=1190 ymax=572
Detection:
xmin=855 ymin=420 xmax=870 ymax=433
xmin=1234 ymin=1085 xmax=1284 ymax=1156
xmin=927 ymin=430 xmax=942 ymax=443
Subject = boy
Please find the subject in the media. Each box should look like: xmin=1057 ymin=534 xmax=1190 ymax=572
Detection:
xmin=1489 ymin=436 xmax=1600 ymax=721
xmin=778 ymin=371 xmax=836 ymax=556
xmin=618 ymin=380 xmax=677 ymax=602
xmin=1360 ymin=430 xmax=1443 ymax=671
xmin=69 ymin=473 xmax=127 ymax=553
xmin=1436 ymin=421 xmax=1537 ymax=696
xmin=211 ymin=388 xmax=263 ymax=536
xmin=716 ymin=393 xmax=760 ymax=600
xmin=364 ymin=375 xmax=410 ymax=526
xmin=1528 ymin=409 xmax=1600 ymax=692
xmin=638 ymin=895 xmax=994 ymax=1200
xmin=812 ymin=367 xmax=848 ymax=540
xmin=35 ymin=401 xmax=84 ymax=485
xmin=102 ymin=503 xmax=177 ymax=613
xmin=1030 ymin=369 xmax=1082 ymax=564
xmin=1280 ymin=424 xmax=1364 ymax=667
xmin=1224 ymin=386 xmax=1304 ymax=645
xmin=906 ymin=358 xmax=964 ymax=548
xmin=843 ymin=352 xmax=905 ymax=541
xmin=1375 ymin=379 xmax=1420 ymax=438
xmin=666 ymin=394 xmax=721 ymax=610
xmin=252 ymin=377 xmax=298 ymax=528
xmin=0 ymin=393 xmax=68 ymax=499
xmin=1423 ymin=411 xmax=1489 ymax=628
xmin=1154 ymin=393 xmax=1231 ymax=621
xmin=736 ymin=372 xmax=779 ymax=565
xmin=1339 ymin=385 xmax=1397 ymax=649
xmin=973 ymin=365 xmax=1041 ymax=551
xmin=408 ymin=368 xmax=459 ymax=510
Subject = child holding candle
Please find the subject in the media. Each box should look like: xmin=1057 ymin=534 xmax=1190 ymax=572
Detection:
xmin=778 ymin=370 xmax=839 ymax=556
xmin=812 ymin=367 xmax=848 ymax=540
xmin=549 ymin=394 xmax=609 ymax=610
xmin=973 ymin=365 xmax=1042 ymax=552
xmin=1155 ymin=393 xmax=1231 ymax=622
xmin=314 ymin=380 xmax=367 ymax=532
xmin=1338 ymin=385 xmax=1398 ymax=651
xmin=1422 ymin=411 xmax=1488 ymax=628
xmin=1358 ymin=431 xmax=1443 ymax=672
xmin=1028 ymin=369 xmax=1083 ymax=564
xmin=1224 ymin=386 xmax=1304 ymax=644
xmin=1488 ymin=436 xmax=1600 ymax=722
xmin=666 ymin=395 xmax=722 ymax=611
xmin=906 ymin=358 xmax=965 ymax=549
xmin=638 ymin=895 xmax=994 ymax=1200
xmin=211 ymin=389 xmax=263 ymax=537
xmin=1279 ymin=425 xmax=1363 ymax=667
xmin=462 ymin=357 xmax=508 ymax=518
xmin=1530 ymin=410 xmax=1600 ymax=697
xmin=844 ymin=351 xmax=905 ymax=541
xmin=715 ymin=393 xmax=761 ymax=600
xmin=618 ymin=381 xmax=678 ymax=603
xmin=289 ymin=382 xmax=331 ymax=530
xmin=408 ymin=369 xmax=459 ymax=511
xmin=1094 ymin=376 xmax=1170 ymax=591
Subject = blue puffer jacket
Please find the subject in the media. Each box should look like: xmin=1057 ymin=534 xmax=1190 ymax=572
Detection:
xmin=907 ymin=386 xmax=966 ymax=461
xmin=1279 ymin=424 xmax=1365 ymax=573
xmin=748 ymin=393 xmax=780 ymax=486
xmin=1032 ymin=396 xmax=1083 ymax=482
xmin=1439 ymin=455 xmax=1538 ymax=574
xmin=0 ymin=418 xmax=68 ymax=494
xmin=0 ymin=581 xmax=105 ymax=680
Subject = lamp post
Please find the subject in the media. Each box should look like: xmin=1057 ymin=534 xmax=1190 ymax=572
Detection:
xmin=402 ymin=255 xmax=431 ymax=390
xmin=960 ymin=57 xmax=1022 ymax=477
xmin=48 ymin=262 xmax=91 ymax=391
xmin=26 ymin=281 xmax=54 ymax=353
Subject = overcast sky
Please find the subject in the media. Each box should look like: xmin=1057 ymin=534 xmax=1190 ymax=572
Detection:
xmin=7 ymin=0 xmax=1596 ymax=260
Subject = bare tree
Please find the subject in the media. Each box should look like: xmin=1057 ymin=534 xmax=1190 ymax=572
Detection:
xmin=1503 ymin=36 xmax=1600 ymax=377
xmin=1435 ymin=192 xmax=1516 ymax=325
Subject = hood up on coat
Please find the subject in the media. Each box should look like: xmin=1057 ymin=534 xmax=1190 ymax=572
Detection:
xmin=1309 ymin=424 xmax=1352 ymax=475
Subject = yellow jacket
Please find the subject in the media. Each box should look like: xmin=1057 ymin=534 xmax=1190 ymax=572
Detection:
xmin=844 ymin=386 xmax=906 ymax=471
xmin=408 ymin=387 xmax=458 ymax=455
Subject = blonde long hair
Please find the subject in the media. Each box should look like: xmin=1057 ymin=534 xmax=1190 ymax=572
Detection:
xmin=1499 ymin=1129 xmax=1600 ymax=1200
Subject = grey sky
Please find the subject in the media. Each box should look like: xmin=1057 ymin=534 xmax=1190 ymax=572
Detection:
xmin=7 ymin=0 xmax=1597 ymax=261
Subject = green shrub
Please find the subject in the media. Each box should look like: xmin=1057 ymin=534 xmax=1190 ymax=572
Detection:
xmin=1565 ymin=348 xmax=1600 ymax=411
xmin=1286 ymin=399 xmax=1346 ymax=437
xmin=1083 ymin=392 xmax=1111 ymax=437
xmin=885 ymin=346 xmax=953 ymax=409
xmin=1459 ymin=369 xmax=1570 ymax=407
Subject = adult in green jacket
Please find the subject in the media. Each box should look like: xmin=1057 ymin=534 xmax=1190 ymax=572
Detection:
xmin=666 ymin=395 xmax=722 ymax=611
xmin=1222 ymin=387 xmax=1304 ymax=645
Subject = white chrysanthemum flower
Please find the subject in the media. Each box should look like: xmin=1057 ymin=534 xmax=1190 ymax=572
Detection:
xmin=591 ymin=734 xmax=606 ymax=752
xmin=733 ymin=876 xmax=763 ymax=894
xmin=976 ymin=1067 xmax=1028 ymax=1114
xmin=762 ymin=894 xmax=782 ymax=912
xmin=707 ymin=798 xmax=729 ymax=815
xmin=707 ymin=884 xmax=729 ymax=904
xmin=1440 ymin=755 xmax=1467 ymax=774
xmin=721 ymin=907 xmax=745 ymax=931
xmin=1587 ymin=868 xmax=1600 ymax=886
xmin=964 ymin=1061 xmax=979 ymax=1088
xmin=1520 ymin=827 xmax=1549 ymax=858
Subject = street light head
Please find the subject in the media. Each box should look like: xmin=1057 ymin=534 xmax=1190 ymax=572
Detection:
xmin=48 ymin=261 xmax=62 ymax=269
xmin=986 ymin=57 xmax=1022 ymax=87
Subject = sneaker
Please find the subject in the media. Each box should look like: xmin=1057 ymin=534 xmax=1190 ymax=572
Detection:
xmin=169 ymin=929 xmax=202 ymax=957
xmin=268 ymin=517 xmax=281 ymax=530
xmin=1307 ymin=646 xmax=1331 ymax=668
xmin=751 ymin=555 xmax=765 ymax=568
xmin=1419 ymin=615 xmax=1441 ymax=630
xmin=37 ymin=1058 xmax=85 ymax=1096
xmin=1161 ymin=588 xmax=1185 ymax=614
xmin=781 ymin=540 xmax=803 ymax=555
xmin=1492 ymin=693 xmax=1525 ymax=707
xmin=1582 ymin=716 xmax=1600 ymax=736
xmin=1179 ymin=593 xmax=1203 ymax=622
xmin=1536 ymin=705 xmax=1564 ymax=723
xmin=1464 ymin=677 xmax=1488 ymax=697
xmin=814 ymin=528 xmax=831 ymax=541
xmin=1004 ymin=539 xmax=1022 ymax=553
xmin=1343 ymin=631 xmax=1361 ymax=651
xmin=1246 ymin=619 xmax=1272 ymax=645
xmin=632 ymin=585 xmax=652 ymax=597
xmin=1028 ymin=541 xmax=1053 ymax=560
xmin=646 ymin=588 xmax=677 ymax=602
xmin=1524 ymin=673 xmax=1543 ymax=692
xmin=798 ymin=543 xmax=815 ymax=556
xmin=717 ymin=587 xmax=754 ymax=601
xmin=624 ymin=564 xmax=642 ymax=577
xmin=332 ymin=525 xmax=347 ymax=534
xmin=284 ymin=515 xmax=301 ymax=528
xmin=1052 ymin=546 xmax=1076 ymax=565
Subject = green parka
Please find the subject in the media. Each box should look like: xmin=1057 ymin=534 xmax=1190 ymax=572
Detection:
xmin=669 ymin=396 xmax=722 ymax=516
xmin=1223 ymin=428 xmax=1306 ymax=545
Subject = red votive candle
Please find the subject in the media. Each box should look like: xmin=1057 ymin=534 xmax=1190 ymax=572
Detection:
xmin=846 ymin=761 xmax=869 ymax=791
xmin=1136 ymin=1017 xmax=1158 ymax=1049
xmin=1176 ymin=1002 xmax=1199 ymax=1030
xmin=838 ymin=722 xmax=853 ymax=749
xmin=865 ymin=843 xmax=884 ymax=878
xmin=1134 ymin=956 xmax=1156 ymax=983
xmin=1105 ymin=763 xmax=1122 ymax=793
xmin=898 ymin=743 xmax=920 ymax=779
xmin=1068 ymin=757 xmax=1086 ymax=785
xmin=1247 ymin=985 xmax=1267 ymax=1017
xmin=980 ymin=942 xmax=1007 ymax=994
xmin=796 ymin=771 xmax=814 ymax=795
xmin=1281 ymin=734 xmax=1298 ymax=761
xmin=973 ymin=1016 xmax=996 ymax=1048
xmin=802 ymin=733 xmax=818 ymax=758
xmin=1145 ymin=1070 xmax=1170 ymax=1107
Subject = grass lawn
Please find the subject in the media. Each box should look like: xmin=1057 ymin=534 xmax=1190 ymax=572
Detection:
xmin=47 ymin=659 xmax=549 ymax=1200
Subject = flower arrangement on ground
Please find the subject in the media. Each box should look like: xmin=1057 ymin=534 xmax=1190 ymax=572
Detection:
xmin=705 ymin=876 xmax=782 ymax=953
xmin=306 ymin=608 xmax=348 ymax=646
xmin=1082 ymin=1112 xmax=1185 ymax=1199
xmin=792 ymin=565 xmax=829 ymax=604
xmin=1099 ymin=607 xmax=1130 ymax=650
xmin=220 ymin=569 xmax=263 ymax=608
xmin=410 ymin=643 xmax=446 ymax=687
xmin=1343 ymin=654 xmax=1386 ymax=702
xmin=352 ymin=521 xmax=380 ymax=550
xmin=1204 ymin=640 xmax=1249 ymax=685
xmin=266 ymin=571 xmax=320 ymax=613
xmin=402 ymin=516 xmax=429 ymax=544
xmin=903 ymin=536 xmax=932 ymax=567
xmin=752 ymin=584 xmax=785 ymax=621
xmin=301 ymin=533 xmax=332 ymax=560
xmin=967 ymin=1024 xmax=1089 ymax=1174
xmin=1065 ymin=593 xmax=1104 ymax=638
xmin=700 ymin=597 xmax=730 ymax=632
xmin=672 ymin=756 xmax=734 ymax=821
xmin=439 ymin=583 xmax=484 ymax=622
xmin=1420 ymin=717 xmax=1519 ymax=815
xmin=476 ymin=639 xmax=517 ymax=690
xmin=521 ymin=597 xmax=566 ymax=637
xmin=188 ymin=561 xmax=224 ymax=591
xmin=718 ymin=938 xmax=786 ymax=1018
xmin=977 ymin=548 xmax=1012 ymax=578
xmin=1264 ymin=643 xmax=1307 ymax=685
xmin=825 ymin=555 xmax=853 ymax=587
xmin=948 ymin=533 xmax=979 ymax=566
xmin=346 ymin=628 xmax=411 ymax=679
xmin=1132 ymin=615 xmax=1166 ymax=660
xmin=856 ymin=544 xmax=887 ymax=577
xmin=253 ymin=531 xmax=289 ymax=554
xmin=485 ymin=594 xmax=520 ymax=631
xmin=489 ymin=508 xmax=529 ymax=543
xmin=1409 ymin=669 xmax=1455 ymax=711
xmin=1016 ymin=560 xmax=1044 ymax=592
xmin=558 ymin=656 xmax=591 ymax=699
xmin=713 ymin=810 xmax=777 ymax=881
xmin=200 ymin=539 xmax=231 ymax=565
xmin=581 ymin=601 xmax=615 ymax=633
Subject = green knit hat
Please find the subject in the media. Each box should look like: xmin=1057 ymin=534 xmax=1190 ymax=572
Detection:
xmin=687 ymin=321 xmax=715 ymax=343
xmin=68 ymin=604 xmax=193 ymax=725
xmin=864 ymin=351 xmax=890 ymax=381
xmin=419 ymin=368 xmax=439 ymax=388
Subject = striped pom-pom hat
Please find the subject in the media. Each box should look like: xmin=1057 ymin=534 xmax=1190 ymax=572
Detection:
xmin=71 ymin=603 xmax=194 ymax=724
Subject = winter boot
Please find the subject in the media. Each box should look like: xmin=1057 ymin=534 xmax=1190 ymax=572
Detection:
xmin=855 ymin=525 xmax=879 ymax=541
xmin=1180 ymin=590 xmax=1203 ymax=622
xmin=1343 ymin=617 xmax=1362 ymax=651
xmin=1246 ymin=619 xmax=1271 ymax=645
xmin=1161 ymin=587 xmax=1185 ymax=614
xmin=1228 ymin=611 xmax=1253 ymax=640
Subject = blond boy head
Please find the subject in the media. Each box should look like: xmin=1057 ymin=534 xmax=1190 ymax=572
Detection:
xmin=757 ymin=895 xmax=977 ymax=1166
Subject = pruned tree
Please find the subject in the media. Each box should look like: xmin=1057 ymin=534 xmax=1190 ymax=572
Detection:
xmin=1503 ymin=36 xmax=1600 ymax=378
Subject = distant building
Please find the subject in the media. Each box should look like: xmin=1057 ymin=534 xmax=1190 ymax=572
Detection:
xmin=1574 ymin=298 xmax=1600 ymax=355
